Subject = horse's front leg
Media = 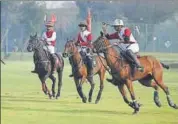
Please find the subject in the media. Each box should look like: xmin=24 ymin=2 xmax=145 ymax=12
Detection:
xmin=95 ymin=71 xmax=105 ymax=104
xmin=39 ymin=76 xmax=52 ymax=99
xmin=49 ymin=75 xmax=56 ymax=98
xmin=117 ymin=82 xmax=134 ymax=109
xmin=88 ymin=76 xmax=95 ymax=103
xmin=41 ymin=82 xmax=48 ymax=95
xmin=56 ymin=69 xmax=63 ymax=99
xmin=125 ymin=79 xmax=140 ymax=114
xmin=74 ymin=77 xmax=87 ymax=103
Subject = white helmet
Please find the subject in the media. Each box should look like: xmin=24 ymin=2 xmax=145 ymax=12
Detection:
xmin=112 ymin=19 xmax=124 ymax=26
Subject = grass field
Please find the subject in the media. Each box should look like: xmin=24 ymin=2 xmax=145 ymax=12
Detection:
xmin=1 ymin=59 xmax=178 ymax=124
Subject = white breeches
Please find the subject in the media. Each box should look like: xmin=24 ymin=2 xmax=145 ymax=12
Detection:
xmin=119 ymin=43 xmax=139 ymax=53
xmin=43 ymin=45 xmax=55 ymax=54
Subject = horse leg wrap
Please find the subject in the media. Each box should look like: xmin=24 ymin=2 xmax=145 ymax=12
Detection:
xmin=154 ymin=91 xmax=161 ymax=107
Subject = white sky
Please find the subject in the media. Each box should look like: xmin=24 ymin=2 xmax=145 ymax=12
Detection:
xmin=45 ymin=1 xmax=77 ymax=9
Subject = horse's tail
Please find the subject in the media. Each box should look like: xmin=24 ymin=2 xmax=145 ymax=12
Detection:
xmin=161 ymin=62 xmax=169 ymax=69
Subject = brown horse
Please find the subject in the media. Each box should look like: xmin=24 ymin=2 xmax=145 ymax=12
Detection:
xmin=93 ymin=32 xmax=177 ymax=114
xmin=63 ymin=40 xmax=107 ymax=104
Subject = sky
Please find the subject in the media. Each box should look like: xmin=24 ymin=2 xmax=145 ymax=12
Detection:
xmin=44 ymin=1 xmax=77 ymax=9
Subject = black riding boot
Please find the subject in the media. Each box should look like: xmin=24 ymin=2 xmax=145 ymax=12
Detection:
xmin=51 ymin=54 xmax=57 ymax=74
xmin=68 ymin=57 xmax=73 ymax=77
xmin=87 ymin=56 xmax=94 ymax=81
xmin=126 ymin=49 xmax=144 ymax=72
xmin=31 ymin=53 xmax=37 ymax=73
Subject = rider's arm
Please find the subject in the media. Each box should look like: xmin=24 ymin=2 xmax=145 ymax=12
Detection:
xmin=105 ymin=32 xmax=119 ymax=40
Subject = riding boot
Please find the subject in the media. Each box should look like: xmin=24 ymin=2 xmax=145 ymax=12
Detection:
xmin=87 ymin=56 xmax=94 ymax=81
xmin=31 ymin=53 xmax=37 ymax=73
xmin=126 ymin=49 xmax=144 ymax=72
xmin=51 ymin=54 xmax=57 ymax=74
xmin=68 ymin=57 xmax=73 ymax=77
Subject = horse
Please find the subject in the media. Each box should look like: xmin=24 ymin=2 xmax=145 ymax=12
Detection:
xmin=62 ymin=40 xmax=107 ymax=104
xmin=27 ymin=33 xmax=64 ymax=99
xmin=93 ymin=32 xmax=177 ymax=114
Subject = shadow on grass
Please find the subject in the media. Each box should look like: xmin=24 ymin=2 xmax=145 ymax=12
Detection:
xmin=2 ymin=96 xmax=82 ymax=104
xmin=2 ymin=106 xmax=130 ymax=115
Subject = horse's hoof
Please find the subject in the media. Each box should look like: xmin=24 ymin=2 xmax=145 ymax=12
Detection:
xmin=56 ymin=94 xmax=60 ymax=99
xmin=95 ymin=99 xmax=99 ymax=104
xmin=155 ymin=101 xmax=162 ymax=107
xmin=173 ymin=104 xmax=178 ymax=109
xmin=82 ymin=98 xmax=87 ymax=103
xmin=52 ymin=93 xmax=55 ymax=98
xmin=132 ymin=110 xmax=139 ymax=115
xmin=88 ymin=98 xmax=92 ymax=103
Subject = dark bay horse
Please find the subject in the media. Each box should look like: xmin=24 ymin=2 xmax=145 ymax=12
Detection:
xmin=93 ymin=33 xmax=177 ymax=114
xmin=27 ymin=34 xmax=64 ymax=99
xmin=63 ymin=40 xmax=107 ymax=104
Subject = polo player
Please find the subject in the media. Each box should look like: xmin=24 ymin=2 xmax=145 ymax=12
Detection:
xmin=69 ymin=21 xmax=93 ymax=80
xmin=31 ymin=21 xmax=57 ymax=74
xmin=102 ymin=19 xmax=144 ymax=82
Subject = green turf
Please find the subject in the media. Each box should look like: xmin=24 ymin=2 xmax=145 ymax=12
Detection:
xmin=1 ymin=61 xmax=178 ymax=124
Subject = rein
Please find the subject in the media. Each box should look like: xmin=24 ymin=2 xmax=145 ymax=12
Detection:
xmin=94 ymin=38 xmax=125 ymax=76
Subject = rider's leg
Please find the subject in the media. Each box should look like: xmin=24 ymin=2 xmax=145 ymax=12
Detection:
xmin=48 ymin=46 xmax=57 ymax=74
xmin=86 ymin=55 xmax=94 ymax=81
xmin=31 ymin=53 xmax=37 ymax=73
xmin=126 ymin=49 xmax=144 ymax=72
xmin=51 ymin=53 xmax=57 ymax=73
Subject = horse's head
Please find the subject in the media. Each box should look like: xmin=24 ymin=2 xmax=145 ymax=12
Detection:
xmin=62 ymin=39 xmax=77 ymax=58
xmin=93 ymin=31 xmax=111 ymax=53
xmin=27 ymin=33 xmax=41 ymax=52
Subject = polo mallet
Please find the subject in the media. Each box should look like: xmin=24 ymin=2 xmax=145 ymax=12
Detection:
xmin=1 ymin=59 xmax=6 ymax=65
xmin=102 ymin=22 xmax=113 ymax=27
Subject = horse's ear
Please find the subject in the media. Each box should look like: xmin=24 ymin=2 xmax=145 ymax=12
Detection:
xmin=100 ymin=31 xmax=104 ymax=37
xmin=67 ymin=38 xmax=69 ymax=42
